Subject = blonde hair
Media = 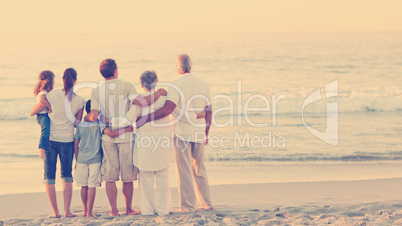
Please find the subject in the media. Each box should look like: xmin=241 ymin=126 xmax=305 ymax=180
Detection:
xmin=33 ymin=70 xmax=54 ymax=96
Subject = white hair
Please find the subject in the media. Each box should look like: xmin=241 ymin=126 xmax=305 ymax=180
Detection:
xmin=176 ymin=54 xmax=192 ymax=73
xmin=140 ymin=70 xmax=158 ymax=91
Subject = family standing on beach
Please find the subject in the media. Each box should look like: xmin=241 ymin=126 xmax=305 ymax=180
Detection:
xmin=30 ymin=54 xmax=213 ymax=218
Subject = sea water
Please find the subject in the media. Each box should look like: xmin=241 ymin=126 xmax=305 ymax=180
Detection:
xmin=0 ymin=33 xmax=401 ymax=195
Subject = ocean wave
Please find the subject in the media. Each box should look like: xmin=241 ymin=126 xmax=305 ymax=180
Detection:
xmin=0 ymin=98 xmax=35 ymax=121
xmin=212 ymin=89 xmax=402 ymax=116
xmin=1 ymin=86 xmax=401 ymax=120
xmin=2 ymin=151 xmax=402 ymax=163
xmin=0 ymin=153 xmax=38 ymax=159
xmin=205 ymin=152 xmax=402 ymax=162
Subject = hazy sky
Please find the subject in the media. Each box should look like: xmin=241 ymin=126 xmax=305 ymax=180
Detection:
xmin=1 ymin=0 xmax=401 ymax=34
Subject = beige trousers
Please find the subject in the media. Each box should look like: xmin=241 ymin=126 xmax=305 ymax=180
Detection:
xmin=174 ymin=137 xmax=213 ymax=212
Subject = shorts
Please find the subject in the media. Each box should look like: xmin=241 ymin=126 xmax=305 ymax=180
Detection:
xmin=44 ymin=141 xmax=74 ymax=184
xmin=74 ymin=163 xmax=102 ymax=188
xmin=101 ymin=141 xmax=138 ymax=182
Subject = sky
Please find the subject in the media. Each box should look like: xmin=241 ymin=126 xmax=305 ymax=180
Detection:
xmin=0 ymin=0 xmax=401 ymax=35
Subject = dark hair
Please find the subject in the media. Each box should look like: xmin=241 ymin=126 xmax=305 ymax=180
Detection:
xmin=85 ymin=99 xmax=91 ymax=114
xmin=100 ymin=58 xmax=117 ymax=79
xmin=63 ymin=68 xmax=77 ymax=102
xmin=140 ymin=70 xmax=158 ymax=91
xmin=34 ymin=70 xmax=54 ymax=96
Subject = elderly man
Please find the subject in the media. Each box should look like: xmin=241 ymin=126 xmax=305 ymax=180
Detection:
xmin=136 ymin=54 xmax=213 ymax=212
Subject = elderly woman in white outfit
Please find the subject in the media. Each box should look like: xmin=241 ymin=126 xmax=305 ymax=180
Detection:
xmin=134 ymin=71 xmax=174 ymax=216
xmin=109 ymin=70 xmax=204 ymax=216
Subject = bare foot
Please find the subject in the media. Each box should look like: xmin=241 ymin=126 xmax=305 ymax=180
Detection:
xmin=176 ymin=208 xmax=195 ymax=213
xmin=39 ymin=148 xmax=46 ymax=159
xmin=126 ymin=208 xmax=141 ymax=215
xmin=50 ymin=210 xmax=60 ymax=218
xmin=108 ymin=210 xmax=119 ymax=217
xmin=65 ymin=212 xmax=77 ymax=218
xmin=86 ymin=213 xmax=95 ymax=218
xmin=197 ymin=206 xmax=214 ymax=211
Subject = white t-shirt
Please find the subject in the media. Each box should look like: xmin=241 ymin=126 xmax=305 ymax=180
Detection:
xmin=37 ymin=91 xmax=48 ymax=114
xmin=47 ymin=89 xmax=86 ymax=142
xmin=166 ymin=73 xmax=211 ymax=143
xmin=91 ymin=78 xmax=138 ymax=143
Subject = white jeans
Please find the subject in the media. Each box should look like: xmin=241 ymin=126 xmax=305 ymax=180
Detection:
xmin=138 ymin=166 xmax=173 ymax=216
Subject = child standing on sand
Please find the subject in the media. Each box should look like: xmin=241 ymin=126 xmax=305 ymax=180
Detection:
xmin=74 ymin=100 xmax=134 ymax=218
xmin=30 ymin=70 xmax=54 ymax=159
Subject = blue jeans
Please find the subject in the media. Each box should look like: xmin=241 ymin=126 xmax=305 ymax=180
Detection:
xmin=44 ymin=141 xmax=74 ymax=184
xmin=36 ymin=113 xmax=50 ymax=150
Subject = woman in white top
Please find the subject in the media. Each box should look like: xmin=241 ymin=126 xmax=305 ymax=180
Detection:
xmin=134 ymin=71 xmax=174 ymax=216
xmin=32 ymin=68 xmax=85 ymax=218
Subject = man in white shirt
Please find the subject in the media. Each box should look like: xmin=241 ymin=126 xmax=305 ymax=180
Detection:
xmin=136 ymin=54 xmax=213 ymax=212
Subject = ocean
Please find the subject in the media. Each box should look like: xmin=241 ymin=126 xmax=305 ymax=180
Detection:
xmin=0 ymin=32 xmax=401 ymax=195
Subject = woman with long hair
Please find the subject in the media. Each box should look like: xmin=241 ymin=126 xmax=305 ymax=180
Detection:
xmin=31 ymin=68 xmax=86 ymax=218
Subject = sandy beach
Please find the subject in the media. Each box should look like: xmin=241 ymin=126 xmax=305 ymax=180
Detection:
xmin=1 ymin=178 xmax=402 ymax=225
xmin=1 ymin=0 xmax=401 ymax=224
